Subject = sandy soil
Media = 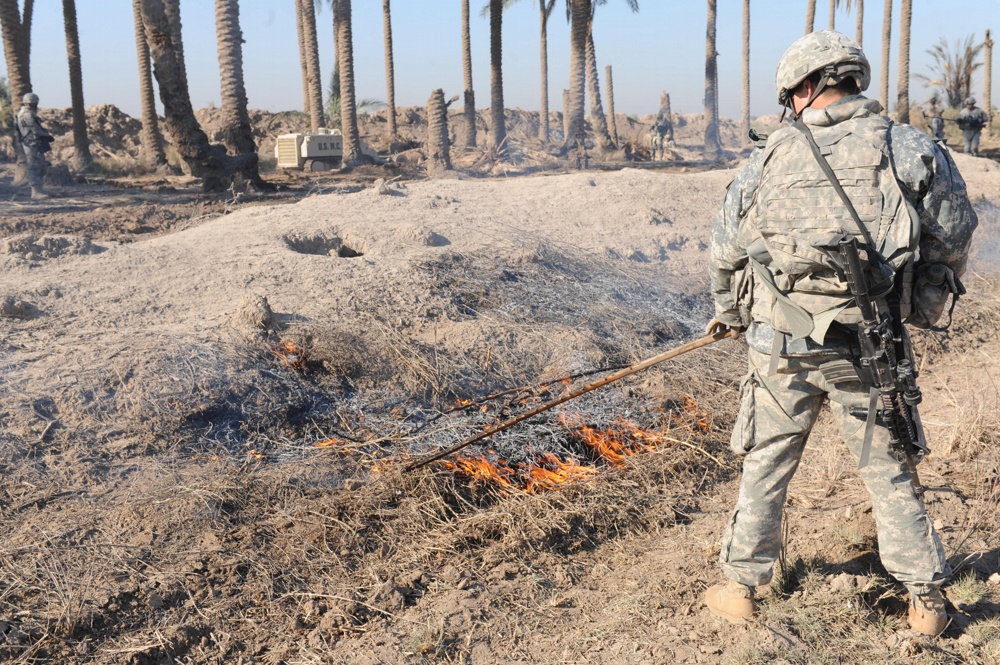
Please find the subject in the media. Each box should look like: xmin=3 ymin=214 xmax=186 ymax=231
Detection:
xmin=0 ymin=108 xmax=998 ymax=664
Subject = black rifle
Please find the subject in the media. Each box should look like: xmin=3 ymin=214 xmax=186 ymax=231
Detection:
xmin=839 ymin=237 xmax=927 ymax=491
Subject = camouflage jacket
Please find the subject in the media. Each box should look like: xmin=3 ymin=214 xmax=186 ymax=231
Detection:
xmin=15 ymin=106 xmax=51 ymax=150
xmin=710 ymin=95 xmax=977 ymax=356
xmin=955 ymin=106 xmax=990 ymax=131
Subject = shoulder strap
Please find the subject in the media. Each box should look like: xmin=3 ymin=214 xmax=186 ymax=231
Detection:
xmin=792 ymin=118 xmax=881 ymax=254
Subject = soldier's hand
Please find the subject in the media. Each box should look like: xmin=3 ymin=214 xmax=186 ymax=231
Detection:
xmin=704 ymin=318 xmax=743 ymax=339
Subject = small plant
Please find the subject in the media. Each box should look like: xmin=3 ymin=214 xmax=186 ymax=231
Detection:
xmin=948 ymin=570 xmax=986 ymax=606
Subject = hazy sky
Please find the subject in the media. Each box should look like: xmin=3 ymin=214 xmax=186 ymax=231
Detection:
xmin=1 ymin=1 xmax=997 ymax=121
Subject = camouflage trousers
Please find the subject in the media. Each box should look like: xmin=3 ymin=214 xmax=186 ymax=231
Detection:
xmin=719 ymin=347 xmax=950 ymax=595
xmin=961 ymin=129 xmax=981 ymax=156
xmin=24 ymin=149 xmax=49 ymax=188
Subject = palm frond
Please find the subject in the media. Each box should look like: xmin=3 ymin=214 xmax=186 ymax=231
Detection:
xmin=918 ymin=35 xmax=984 ymax=108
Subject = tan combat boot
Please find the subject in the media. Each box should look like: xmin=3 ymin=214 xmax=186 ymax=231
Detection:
xmin=908 ymin=588 xmax=948 ymax=636
xmin=705 ymin=579 xmax=756 ymax=624
xmin=30 ymin=187 xmax=49 ymax=200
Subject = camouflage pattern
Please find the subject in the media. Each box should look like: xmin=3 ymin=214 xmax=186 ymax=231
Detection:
xmin=955 ymin=104 xmax=989 ymax=156
xmin=720 ymin=348 xmax=950 ymax=595
xmin=928 ymin=115 xmax=945 ymax=141
xmin=15 ymin=104 xmax=51 ymax=188
xmin=711 ymin=95 xmax=977 ymax=355
xmin=709 ymin=92 xmax=977 ymax=597
xmin=775 ymin=31 xmax=870 ymax=105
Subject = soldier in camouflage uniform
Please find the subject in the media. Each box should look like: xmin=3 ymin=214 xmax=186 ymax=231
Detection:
xmin=955 ymin=96 xmax=990 ymax=156
xmin=15 ymin=93 xmax=53 ymax=200
xmin=927 ymin=104 xmax=945 ymax=142
xmin=704 ymin=31 xmax=977 ymax=636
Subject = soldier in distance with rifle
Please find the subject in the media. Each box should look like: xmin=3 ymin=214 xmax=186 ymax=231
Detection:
xmin=15 ymin=92 xmax=54 ymax=200
xmin=704 ymin=31 xmax=977 ymax=636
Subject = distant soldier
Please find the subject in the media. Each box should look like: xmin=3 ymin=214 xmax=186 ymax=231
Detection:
xmin=926 ymin=104 xmax=945 ymax=142
xmin=649 ymin=123 xmax=663 ymax=161
xmin=15 ymin=93 xmax=54 ymax=200
xmin=658 ymin=113 xmax=675 ymax=149
xmin=954 ymin=96 xmax=989 ymax=156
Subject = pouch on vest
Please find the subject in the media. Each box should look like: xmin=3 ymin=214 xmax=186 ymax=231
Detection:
xmin=905 ymin=262 xmax=965 ymax=330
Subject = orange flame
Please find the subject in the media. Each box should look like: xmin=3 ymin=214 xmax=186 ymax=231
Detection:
xmin=524 ymin=453 xmax=599 ymax=493
xmin=443 ymin=455 xmax=516 ymax=488
xmin=272 ymin=340 xmax=309 ymax=371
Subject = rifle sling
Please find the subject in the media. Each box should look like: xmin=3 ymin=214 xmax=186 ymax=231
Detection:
xmin=793 ymin=118 xmax=895 ymax=468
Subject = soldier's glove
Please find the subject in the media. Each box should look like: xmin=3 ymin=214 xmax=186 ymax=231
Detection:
xmin=704 ymin=318 xmax=744 ymax=340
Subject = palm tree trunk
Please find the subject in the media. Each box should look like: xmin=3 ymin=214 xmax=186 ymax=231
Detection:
xmin=461 ymin=0 xmax=476 ymax=148
xmin=162 ymin=0 xmax=187 ymax=92
xmin=986 ymin=30 xmax=994 ymax=135
xmin=0 ymin=0 xmax=31 ymax=106
xmin=538 ymin=0 xmax=552 ymax=144
xmin=489 ymin=0 xmax=507 ymax=153
xmin=139 ymin=0 xmax=255 ymax=190
xmin=805 ymin=0 xmax=816 ymax=33
xmin=0 ymin=0 xmax=33 ymax=176
xmin=62 ymin=0 xmax=91 ymax=169
xmin=565 ymin=0 xmax=590 ymax=152
xmin=742 ymin=0 xmax=750 ymax=141
xmin=584 ymin=18 xmax=612 ymax=149
xmin=334 ymin=0 xmax=362 ymax=165
xmin=605 ymin=65 xmax=618 ymax=146
xmin=426 ymin=88 xmax=451 ymax=175
xmin=300 ymin=0 xmax=325 ymax=131
xmin=828 ymin=0 xmax=835 ymax=29
xmin=896 ymin=0 xmax=911 ymax=123
xmin=855 ymin=0 xmax=864 ymax=46
xmin=704 ymin=0 xmax=721 ymax=157
xmin=214 ymin=0 xmax=259 ymax=168
xmin=382 ymin=0 xmax=397 ymax=137
xmin=880 ymin=0 xmax=891 ymax=112
xmin=133 ymin=0 xmax=166 ymax=167
xmin=295 ymin=0 xmax=310 ymax=116
xmin=563 ymin=88 xmax=570 ymax=139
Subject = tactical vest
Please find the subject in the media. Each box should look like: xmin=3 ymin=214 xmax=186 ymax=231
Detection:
xmin=740 ymin=101 xmax=919 ymax=343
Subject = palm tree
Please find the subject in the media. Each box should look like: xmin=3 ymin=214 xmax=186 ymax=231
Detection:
xmin=916 ymin=36 xmax=984 ymax=108
xmin=461 ymin=0 xmax=476 ymax=148
xmin=986 ymin=30 xmax=994 ymax=130
xmin=742 ymin=0 xmax=750 ymax=141
xmin=426 ymin=88 xmax=451 ymax=173
xmin=139 ymin=0 xmax=257 ymax=190
xmin=488 ymin=0 xmax=507 ymax=152
xmin=564 ymin=0 xmax=590 ymax=152
xmin=0 ymin=0 xmax=33 ymax=109
xmin=880 ymin=0 xmax=891 ymax=112
xmin=704 ymin=0 xmax=721 ymax=157
xmin=333 ymin=0 xmax=362 ymax=165
xmin=828 ymin=0 xmax=835 ymax=29
xmin=214 ymin=0 xmax=259 ymax=171
xmin=295 ymin=0 xmax=310 ymax=117
xmin=896 ymin=0 xmax=911 ymax=122
xmin=805 ymin=0 xmax=816 ymax=33
xmin=605 ymin=64 xmax=617 ymax=144
xmin=0 ymin=0 xmax=35 ymax=180
xmin=584 ymin=11 xmax=611 ymax=148
xmin=854 ymin=0 xmax=863 ymax=46
xmin=62 ymin=0 xmax=91 ymax=169
xmin=539 ymin=0 xmax=556 ymax=143
xmin=299 ymin=0 xmax=325 ymax=131
xmin=382 ymin=0 xmax=397 ymax=137
xmin=132 ymin=0 xmax=166 ymax=167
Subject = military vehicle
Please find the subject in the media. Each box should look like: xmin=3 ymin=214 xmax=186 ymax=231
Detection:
xmin=274 ymin=128 xmax=378 ymax=171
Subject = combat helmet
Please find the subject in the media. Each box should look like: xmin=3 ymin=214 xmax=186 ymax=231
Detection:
xmin=22 ymin=92 xmax=39 ymax=106
xmin=775 ymin=31 xmax=870 ymax=115
xmin=965 ymin=96 xmax=976 ymax=106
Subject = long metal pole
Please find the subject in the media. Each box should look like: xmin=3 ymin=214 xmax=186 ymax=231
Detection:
xmin=405 ymin=329 xmax=734 ymax=471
